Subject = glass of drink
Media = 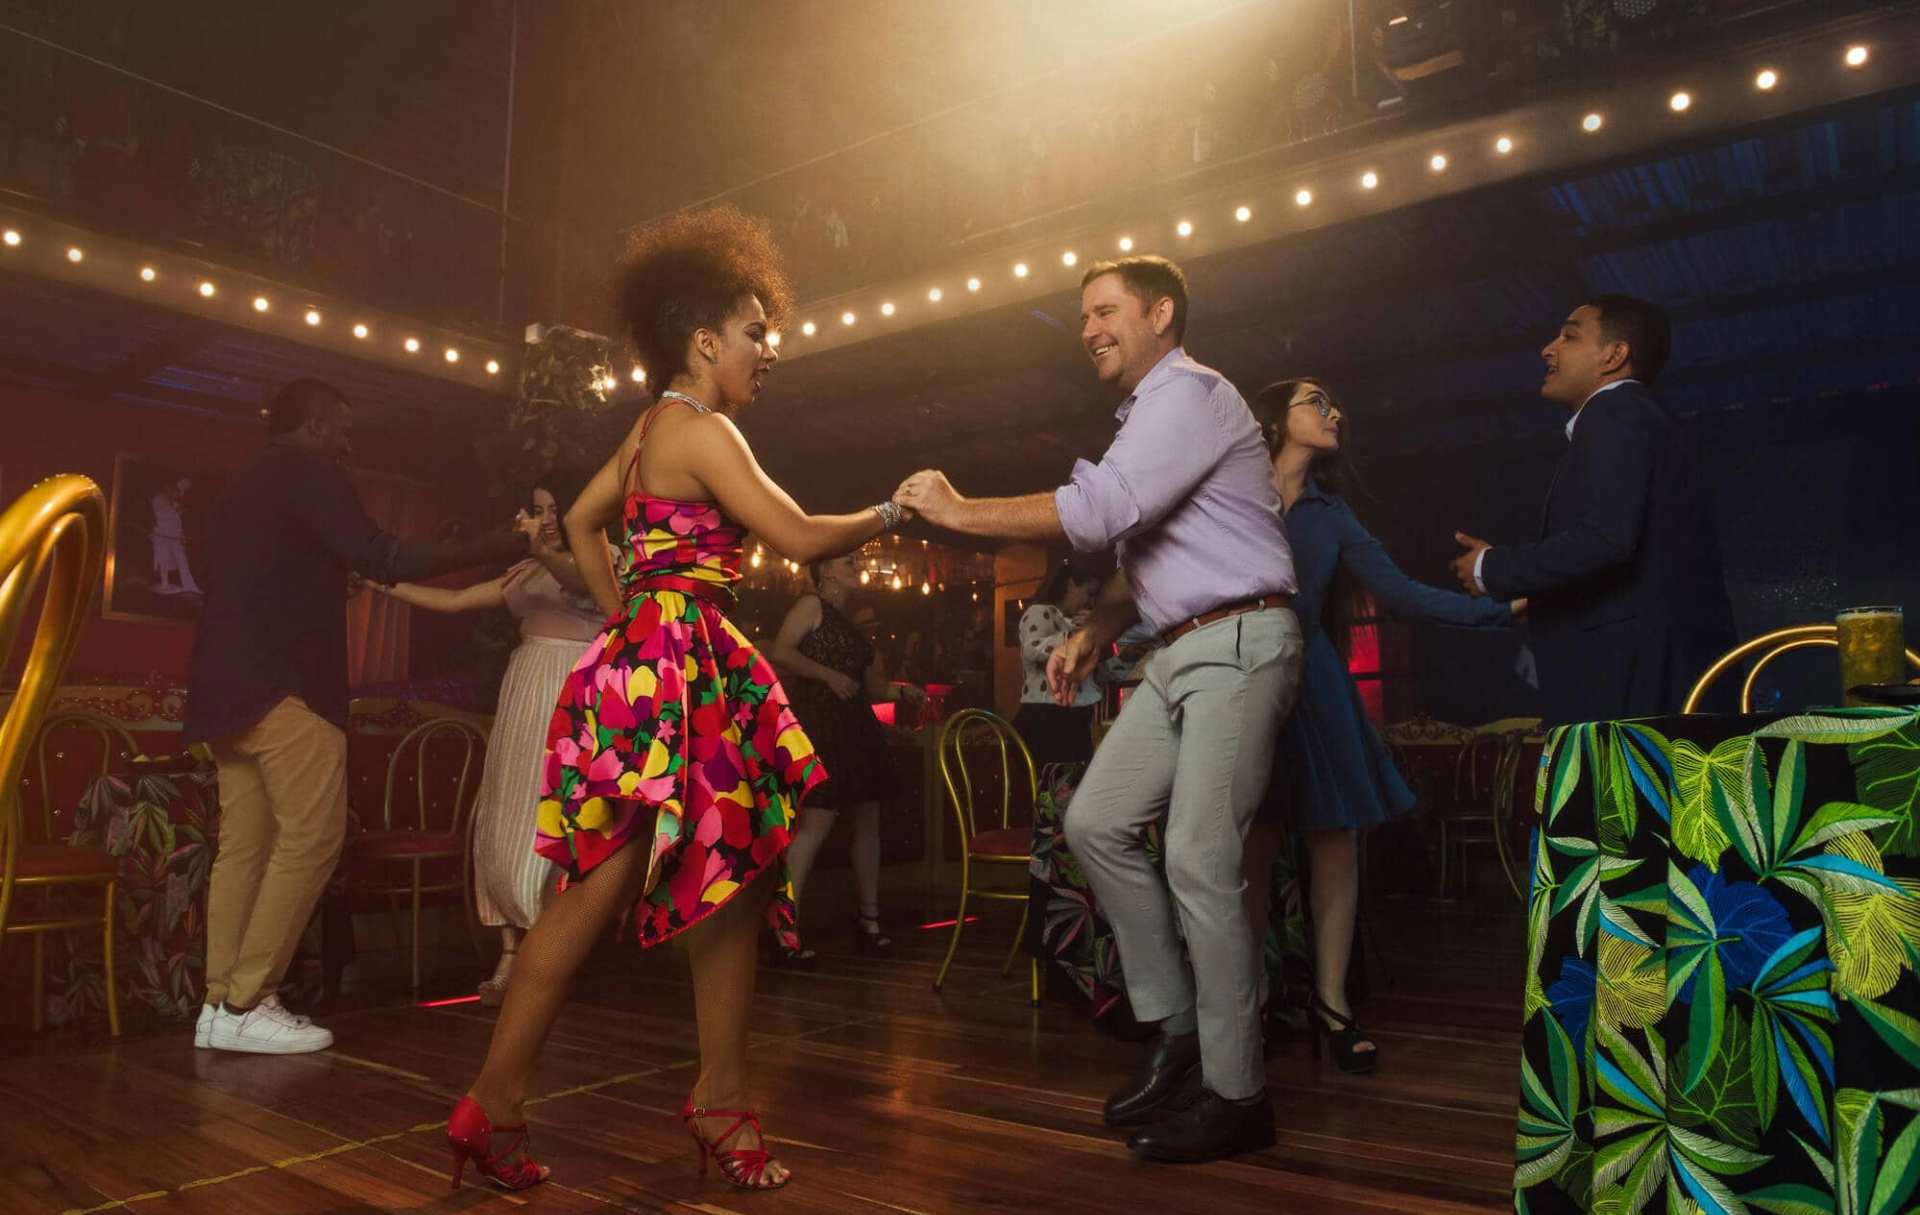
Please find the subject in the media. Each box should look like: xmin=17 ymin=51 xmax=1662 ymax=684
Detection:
xmin=1837 ymin=606 xmax=1906 ymax=705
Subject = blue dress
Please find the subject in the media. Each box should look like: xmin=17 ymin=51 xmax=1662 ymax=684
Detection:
xmin=1264 ymin=477 xmax=1513 ymax=831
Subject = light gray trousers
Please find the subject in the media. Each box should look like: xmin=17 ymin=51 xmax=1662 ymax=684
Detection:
xmin=1064 ymin=607 xmax=1303 ymax=1099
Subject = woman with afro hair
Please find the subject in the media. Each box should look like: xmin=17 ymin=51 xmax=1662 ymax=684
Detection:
xmin=447 ymin=205 xmax=911 ymax=1193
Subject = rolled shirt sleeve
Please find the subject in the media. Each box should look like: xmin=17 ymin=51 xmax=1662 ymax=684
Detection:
xmin=1054 ymin=374 xmax=1230 ymax=553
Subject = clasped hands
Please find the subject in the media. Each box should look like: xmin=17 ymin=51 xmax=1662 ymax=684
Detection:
xmin=891 ymin=468 xmax=959 ymax=528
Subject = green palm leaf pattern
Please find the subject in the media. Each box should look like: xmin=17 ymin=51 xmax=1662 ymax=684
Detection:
xmin=1519 ymin=709 xmax=1920 ymax=1214
xmin=1851 ymin=724 xmax=1920 ymax=857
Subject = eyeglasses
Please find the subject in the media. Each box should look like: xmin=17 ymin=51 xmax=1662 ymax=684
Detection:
xmin=1289 ymin=392 xmax=1338 ymax=419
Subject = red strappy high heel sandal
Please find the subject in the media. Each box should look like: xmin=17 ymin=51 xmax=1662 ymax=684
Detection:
xmin=446 ymin=1095 xmax=550 ymax=1190
xmin=680 ymin=1094 xmax=790 ymax=1189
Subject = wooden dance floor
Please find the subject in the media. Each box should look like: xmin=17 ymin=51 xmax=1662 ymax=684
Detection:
xmin=0 ymin=894 xmax=1522 ymax=1214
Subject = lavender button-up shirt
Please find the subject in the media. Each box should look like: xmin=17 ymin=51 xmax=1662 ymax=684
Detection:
xmin=1054 ymin=348 xmax=1297 ymax=634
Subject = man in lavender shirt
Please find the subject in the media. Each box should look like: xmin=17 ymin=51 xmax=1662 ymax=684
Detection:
xmin=895 ymin=256 xmax=1303 ymax=1163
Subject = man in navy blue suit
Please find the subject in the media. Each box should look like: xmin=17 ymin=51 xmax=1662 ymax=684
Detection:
xmin=1451 ymin=295 xmax=1735 ymax=726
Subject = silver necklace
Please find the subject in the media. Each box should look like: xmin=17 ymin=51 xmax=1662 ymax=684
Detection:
xmin=657 ymin=389 xmax=712 ymax=414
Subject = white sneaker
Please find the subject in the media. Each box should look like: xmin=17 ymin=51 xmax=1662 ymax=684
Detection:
xmin=207 ymin=998 xmax=334 ymax=1054
xmin=256 ymin=992 xmax=313 ymax=1027
xmin=195 ymin=1003 xmax=217 ymax=1049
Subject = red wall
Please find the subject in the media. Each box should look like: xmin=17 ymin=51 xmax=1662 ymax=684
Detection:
xmin=2 ymin=381 xmax=465 ymax=685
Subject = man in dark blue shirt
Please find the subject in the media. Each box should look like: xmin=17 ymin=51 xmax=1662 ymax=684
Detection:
xmin=185 ymin=378 xmax=519 ymax=1054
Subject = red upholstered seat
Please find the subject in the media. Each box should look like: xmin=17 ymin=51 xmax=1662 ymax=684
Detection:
xmin=13 ymin=844 xmax=118 ymax=879
xmin=966 ymin=827 xmax=1030 ymax=859
xmin=355 ymin=830 xmax=463 ymax=857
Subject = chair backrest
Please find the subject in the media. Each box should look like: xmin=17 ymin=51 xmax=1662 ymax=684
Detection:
xmin=936 ymin=709 xmax=1037 ymax=842
xmin=1382 ymin=715 xmax=1475 ymax=819
xmin=1683 ymin=624 xmax=1920 ymax=714
xmin=0 ymin=476 xmax=108 ymax=927
xmin=29 ymin=710 xmax=139 ymax=841
xmin=381 ymin=716 xmax=488 ymax=835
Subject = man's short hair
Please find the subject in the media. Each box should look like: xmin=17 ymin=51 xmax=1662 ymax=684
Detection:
xmin=1081 ymin=255 xmax=1188 ymax=344
xmin=1585 ymin=294 xmax=1672 ymax=387
xmin=266 ymin=378 xmax=348 ymax=435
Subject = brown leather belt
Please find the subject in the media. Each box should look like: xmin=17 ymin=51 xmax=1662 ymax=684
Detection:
xmin=1159 ymin=593 xmax=1293 ymax=647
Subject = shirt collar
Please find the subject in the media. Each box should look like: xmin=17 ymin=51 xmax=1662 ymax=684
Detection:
xmin=1566 ymin=377 xmax=1638 ymax=439
xmin=1114 ymin=346 xmax=1187 ymax=423
xmin=1296 ymin=471 xmax=1331 ymax=506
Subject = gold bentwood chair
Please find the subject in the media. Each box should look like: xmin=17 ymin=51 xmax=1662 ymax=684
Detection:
xmin=354 ymin=716 xmax=488 ymax=993
xmin=1682 ymin=625 xmax=1920 ymax=713
xmin=1444 ymin=717 xmax=1546 ymax=900
xmin=0 ymin=475 xmax=119 ymax=1035
xmin=932 ymin=709 xmax=1043 ymax=1004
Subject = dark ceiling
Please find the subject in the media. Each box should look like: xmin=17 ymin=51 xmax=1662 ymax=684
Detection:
xmin=739 ymin=84 xmax=1920 ymax=515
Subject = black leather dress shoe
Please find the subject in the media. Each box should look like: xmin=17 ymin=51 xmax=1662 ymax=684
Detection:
xmin=1103 ymin=1030 xmax=1201 ymax=1127
xmin=1127 ymin=1087 xmax=1276 ymax=1163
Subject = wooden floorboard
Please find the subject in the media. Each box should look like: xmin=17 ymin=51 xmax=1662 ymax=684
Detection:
xmin=0 ymin=893 xmax=1526 ymax=1213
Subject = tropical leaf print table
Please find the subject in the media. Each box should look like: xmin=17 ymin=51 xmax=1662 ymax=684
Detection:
xmin=1516 ymin=707 xmax=1920 ymax=1215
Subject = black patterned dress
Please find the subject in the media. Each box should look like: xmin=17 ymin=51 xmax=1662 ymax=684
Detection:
xmin=783 ymin=598 xmax=899 ymax=808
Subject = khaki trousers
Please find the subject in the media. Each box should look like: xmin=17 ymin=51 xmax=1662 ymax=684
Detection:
xmin=204 ymin=697 xmax=348 ymax=1010
xmin=1064 ymin=607 xmax=1304 ymax=1100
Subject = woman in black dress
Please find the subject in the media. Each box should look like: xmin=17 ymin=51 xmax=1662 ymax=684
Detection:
xmin=766 ymin=552 xmax=920 ymax=960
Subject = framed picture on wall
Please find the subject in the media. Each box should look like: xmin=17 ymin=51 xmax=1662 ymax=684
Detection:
xmin=103 ymin=453 xmax=227 ymax=623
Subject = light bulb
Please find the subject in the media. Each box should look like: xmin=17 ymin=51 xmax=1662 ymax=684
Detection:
xmin=1175 ymin=220 xmax=1193 ymax=237
xmin=1360 ymin=171 xmax=1379 ymax=190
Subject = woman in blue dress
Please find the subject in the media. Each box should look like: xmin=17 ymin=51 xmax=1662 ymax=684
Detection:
xmin=1247 ymin=379 xmax=1522 ymax=1073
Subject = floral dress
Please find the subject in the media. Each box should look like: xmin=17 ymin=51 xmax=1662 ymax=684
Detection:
xmin=534 ymin=401 xmax=824 ymax=949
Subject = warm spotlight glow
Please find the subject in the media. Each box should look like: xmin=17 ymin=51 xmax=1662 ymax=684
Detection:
xmin=1582 ymin=112 xmax=1604 ymax=132
xmin=66 ymin=246 xmax=83 ymax=263
xmin=841 ymin=311 xmax=856 ymax=326
xmin=1495 ymin=136 xmax=1514 ymax=155
xmin=404 ymin=337 xmax=421 ymax=352
xmin=1117 ymin=236 xmax=1134 ymax=252
xmin=750 ymin=550 xmax=763 ymax=569
xmin=801 ymin=320 xmax=817 ymax=336
xmin=198 ymin=281 xmax=216 ymax=298
xmin=928 ymin=287 xmax=943 ymax=302
xmin=485 ymin=359 xmax=500 ymax=375
xmin=880 ymin=301 xmax=896 ymax=316
xmin=1061 ymin=250 xmax=1077 ymax=267
xmin=1236 ymin=204 xmax=1254 ymax=221
xmin=630 ymin=365 xmax=646 ymax=382
xmin=1360 ymin=170 xmax=1379 ymax=190
xmin=966 ymin=276 xmax=982 ymax=292
xmin=1291 ymin=191 xmax=1310 ymax=208
xmin=1755 ymin=68 xmax=1779 ymax=90
xmin=139 ymin=266 xmax=157 ymax=282
xmin=1429 ymin=153 xmax=1448 ymax=172
xmin=252 ymin=295 xmax=269 ymax=312
xmin=352 ymin=323 xmax=369 ymax=339
xmin=1175 ymin=220 xmax=1193 ymax=237
xmin=304 ymin=308 xmax=321 ymax=326
xmin=766 ymin=331 xmax=780 ymax=347
xmin=601 ymin=375 xmax=618 ymax=391
xmin=1013 ymin=262 xmax=1029 ymax=278
xmin=920 ymin=581 xmax=931 ymax=596
xmin=1669 ymin=91 xmax=1692 ymax=112
xmin=444 ymin=347 xmax=460 ymax=363
xmin=1845 ymin=45 xmax=1869 ymax=68
xmin=891 ymin=575 xmax=903 ymax=591
xmin=1 ymin=229 xmax=19 ymax=247
xmin=859 ymin=570 xmax=871 ymax=585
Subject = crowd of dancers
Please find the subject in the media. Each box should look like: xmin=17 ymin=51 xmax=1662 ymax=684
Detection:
xmin=179 ymin=203 xmax=1732 ymax=1188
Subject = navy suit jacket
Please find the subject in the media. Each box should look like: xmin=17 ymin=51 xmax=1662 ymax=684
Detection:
xmin=1480 ymin=382 xmax=1735 ymax=726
